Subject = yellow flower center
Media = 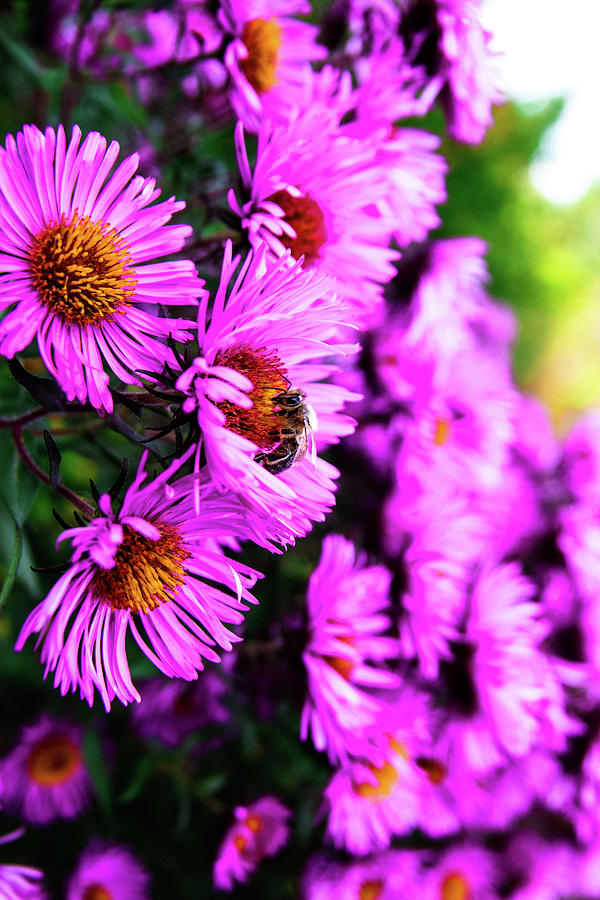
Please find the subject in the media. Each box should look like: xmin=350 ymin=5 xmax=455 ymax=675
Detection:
xmin=26 ymin=734 xmax=81 ymax=786
xmin=240 ymin=18 xmax=282 ymax=93
xmin=91 ymin=521 xmax=190 ymax=614
xmin=214 ymin=344 xmax=290 ymax=451
xmin=267 ymin=190 xmax=327 ymax=267
xmin=82 ymin=887 xmax=113 ymax=900
xmin=353 ymin=761 xmax=398 ymax=799
xmin=28 ymin=213 xmax=137 ymax=326
xmin=359 ymin=879 xmax=384 ymax=900
xmin=441 ymin=871 xmax=471 ymax=900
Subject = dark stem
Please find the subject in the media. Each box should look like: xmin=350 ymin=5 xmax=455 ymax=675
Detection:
xmin=12 ymin=426 xmax=95 ymax=519
xmin=0 ymin=407 xmax=47 ymax=430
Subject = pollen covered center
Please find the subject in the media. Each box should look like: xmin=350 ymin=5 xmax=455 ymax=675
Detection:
xmin=28 ymin=213 xmax=137 ymax=326
xmin=214 ymin=344 xmax=290 ymax=451
xmin=359 ymin=880 xmax=384 ymax=900
xmin=240 ymin=18 xmax=282 ymax=93
xmin=353 ymin=760 xmax=398 ymax=799
xmin=267 ymin=190 xmax=327 ymax=267
xmin=82 ymin=887 xmax=113 ymax=900
xmin=441 ymin=871 xmax=471 ymax=900
xmin=26 ymin=734 xmax=81 ymax=786
xmin=92 ymin=521 xmax=190 ymax=614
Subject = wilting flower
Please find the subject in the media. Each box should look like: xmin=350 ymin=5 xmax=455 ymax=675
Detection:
xmin=67 ymin=840 xmax=150 ymax=900
xmin=15 ymin=452 xmax=263 ymax=711
xmin=0 ymin=123 xmax=203 ymax=413
xmin=229 ymin=92 xmax=399 ymax=325
xmin=175 ymin=242 xmax=358 ymax=546
xmin=0 ymin=715 xmax=92 ymax=825
xmin=300 ymin=535 xmax=400 ymax=764
xmin=130 ymin=673 xmax=229 ymax=748
xmin=219 ymin=0 xmax=326 ymax=130
xmin=213 ymin=796 xmax=290 ymax=890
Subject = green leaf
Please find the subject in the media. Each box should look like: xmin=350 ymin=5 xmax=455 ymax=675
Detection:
xmin=0 ymin=512 xmax=23 ymax=616
xmin=118 ymin=756 xmax=154 ymax=805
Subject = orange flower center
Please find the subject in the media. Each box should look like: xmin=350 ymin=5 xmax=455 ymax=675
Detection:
xmin=267 ymin=190 xmax=327 ymax=267
xmin=214 ymin=344 xmax=290 ymax=450
xmin=240 ymin=18 xmax=282 ymax=93
xmin=441 ymin=871 xmax=471 ymax=900
xmin=82 ymin=887 xmax=113 ymax=900
xmin=417 ymin=756 xmax=448 ymax=785
xmin=359 ymin=880 xmax=384 ymax=900
xmin=26 ymin=734 xmax=81 ymax=786
xmin=433 ymin=416 xmax=452 ymax=446
xmin=353 ymin=761 xmax=398 ymax=799
xmin=234 ymin=832 xmax=249 ymax=852
xmin=91 ymin=521 xmax=190 ymax=614
xmin=245 ymin=813 xmax=263 ymax=833
xmin=28 ymin=213 xmax=137 ymax=326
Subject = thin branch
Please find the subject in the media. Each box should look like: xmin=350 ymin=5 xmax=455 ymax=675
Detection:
xmin=12 ymin=426 xmax=95 ymax=519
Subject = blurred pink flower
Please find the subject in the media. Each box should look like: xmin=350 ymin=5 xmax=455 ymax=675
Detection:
xmin=213 ymin=796 xmax=290 ymax=890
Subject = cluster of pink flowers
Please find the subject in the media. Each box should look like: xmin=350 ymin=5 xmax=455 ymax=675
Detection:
xmin=4 ymin=0 xmax=597 ymax=896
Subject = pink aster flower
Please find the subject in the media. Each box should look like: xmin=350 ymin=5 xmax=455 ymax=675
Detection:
xmin=0 ymin=124 xmax=203 ymax=414
xmin=130 ymin=673 xmax=229 ymax=748
xmin=213 ymin=796 xmax=290 ymax=890
xmin=562 ymin=410 xmax=600 ymax=505
xmin=420 ymin=844 xmax=498 ymax=900
xmin=346 ymin=43 xmax=447 ymax=248
xmin=300 ymin=535 xmax=400 ymax=764
xmin=0 ymin=865 xmax=46 ymax=900
xmin=441 ymin=561 xmax=578 ymax=773
xmin=323 ymin=739 xmax=424 ymax=855
xmin=505 ymin=833 xmax=581 ymax=900
xmin=0 ymin=715 xmax=92 ymax=825
xmin=67 ymin=840 xmax=150 ymax=900
xmin=229 ymin=94 xmax=399 ymax=326
xmin=175 ymin=242 xmax=359 ymax=546
xmin=15 ymin=451 xmax=262 ymax=711
xmin=400 ymin=0 xmax=503 ymax=144
xmin=218 ymin=0 xmax=326 ymax=130
xmin=302 ymin=849 xmax=422 ymax=900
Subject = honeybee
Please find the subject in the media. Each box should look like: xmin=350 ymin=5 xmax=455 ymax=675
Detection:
xmin=255 ymin=388 xmax=317 ymax=474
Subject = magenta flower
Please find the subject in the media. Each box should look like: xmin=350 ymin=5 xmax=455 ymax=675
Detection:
xmin=563 ymin=410 xmax=600 ymax=505
xmin=400 ymin=0 xmax=503 ymax=144
xmin=213 ymin=796 xmax=290 ymax=890
xmin=0 ymin=865 xmax=46 ymax=900
xmin=67 ymin=840 xmax=150 ymax=900
xmin=302 ymin=849 xmax=421 ymax=899
xmin=219 ymin=0 xmax=326 ymax=130
xmin=347 ymin=43 xmax=447 ymax=248
xmin=0 ymin=124 xmax=203 ymax=413
xmin=0 ymin=715 xmax=92 ymax=825
xmin=175 ymin=242 xmax=359 ymax=546
xmin=15 ymin=452 xmax=263 ymax=711
xmin=420 ymin=844 xmax=498 ymax=900
xmin=442 ymin=561 xmax=578 ymax=773
xmin=300 ymin=535 xmax=400 ymax=764
xmin=130 ymin=673 xmax=229 ymax=748
xmin=323 ymin=740 xmax=424 ymax=855
xmin=229 ymin=88 xmax=399 ymax=325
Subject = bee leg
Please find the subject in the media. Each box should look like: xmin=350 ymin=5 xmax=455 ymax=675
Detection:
xmin=255 ymin=438 xmax=299 ymax=474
